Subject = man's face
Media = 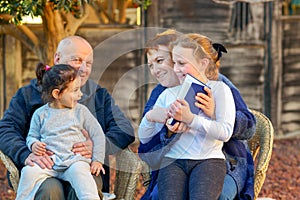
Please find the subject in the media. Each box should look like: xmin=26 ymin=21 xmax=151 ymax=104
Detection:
xmin=55 ymin=39 xmax=93 ymax=87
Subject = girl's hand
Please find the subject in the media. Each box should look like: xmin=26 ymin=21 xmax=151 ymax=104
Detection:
xmin=195 ymin=86 xmax=216 ymax=119
xmin=91 ymin=161 xmax=105 ymax=176
xmin=31 ymin=141 xmax=47 ymax=156
xmin=168 ymin=99 xmax=194 ymax=124
xmin=145 ymin=107 xmax=169 ymax=123
xmin=166 ymin=121 xmax=190 ymax=134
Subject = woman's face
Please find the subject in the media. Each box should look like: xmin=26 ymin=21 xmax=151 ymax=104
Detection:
xmin=147 ymin=45 xmax=179 ymax=87
xmin=172 ymin=45 xmax=206 ymax=84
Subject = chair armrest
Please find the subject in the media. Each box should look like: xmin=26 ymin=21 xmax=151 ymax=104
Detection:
xmin=140 ymin=161 xmax=151 ymax=192
xmin=248 ymin=109 xmax=274 ymax=199
xmin=254 ymin=112 xmax=274 ymax=199
xmin=0 ymin=150 xmax=19 ymax=191
xmin=114 ymin=147 xmax=143 ymax=200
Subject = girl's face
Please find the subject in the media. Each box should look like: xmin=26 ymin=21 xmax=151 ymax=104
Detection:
xmin=172 ymin=45 xmax=206 ymax=84
xmin=147 ymin=45 xmax=180 ymax=87
xmin=53 ymin=77 xmax=83 ymax=109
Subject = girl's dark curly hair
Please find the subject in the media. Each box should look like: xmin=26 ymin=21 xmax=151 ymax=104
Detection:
xmin=35 ymin=63 xmax=78 ymax=102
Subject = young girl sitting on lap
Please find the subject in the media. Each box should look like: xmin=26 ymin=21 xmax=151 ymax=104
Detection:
xmin=16 ymin=63 xmax=105 ymax=200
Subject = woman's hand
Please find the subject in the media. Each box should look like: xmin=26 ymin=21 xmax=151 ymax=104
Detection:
xmin=72 ymin=129 xmax=93 ymax=158
xmin=91 ymin=161 xmax=105 ymax=176
xmin=195 ymin=86 xmax=216 ymax=119
xmin=146 ymin=107 xmax=169 ymax=123
xmin=168 ymin=99 xmax=194 ymax=124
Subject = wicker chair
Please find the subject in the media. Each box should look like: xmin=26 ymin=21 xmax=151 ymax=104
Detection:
xmin=114 ymin=147 xmax=143 ymax=200
xmin=248 ymin=109 xmax=274 ymax=199
xmin=0 ymin=110 xmax=274 ymax=200
xmin=0 ymin=147 xmax=142 ymax=200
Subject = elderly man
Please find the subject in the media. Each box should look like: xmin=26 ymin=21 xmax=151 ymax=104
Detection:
xmin=0 ymin=35 xmax=135 ymax=199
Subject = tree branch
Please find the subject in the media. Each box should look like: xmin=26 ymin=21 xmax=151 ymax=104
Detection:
xmin=211 ymin=0 xmax=274 ymax=5
xmin=0 ymin=24 xmax=39 ymax=53
xmin=92 ymin=1 xmax=117 ymax=24
xmin=63 ymin=3 xmax=90 ymax=35
xmin=0 ymin=13 xmax=40 ymax=51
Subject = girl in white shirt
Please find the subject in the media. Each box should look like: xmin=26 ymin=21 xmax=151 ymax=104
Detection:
xmin=138 ymin=33 xmax=236 ymax=200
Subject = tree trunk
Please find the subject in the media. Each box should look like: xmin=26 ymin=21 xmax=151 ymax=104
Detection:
xmin=41 ymin=3 xmax=64 ymax=65
xmin=40 ymin=2 xmax=90 ymax=65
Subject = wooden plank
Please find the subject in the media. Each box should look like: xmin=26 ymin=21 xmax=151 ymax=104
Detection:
xmin=283 ymin=101 xmax=300 ymax=111
xmin=281 ymin=123 xmax=300 ymax=133
xmin=281 ymin=17 xmax=300 ymax=135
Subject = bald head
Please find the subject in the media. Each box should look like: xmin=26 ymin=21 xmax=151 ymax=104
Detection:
xmin=56 ymin=36 xmax=93 ymax=54
xmin=54 ymin=35 xmax=94 ymax=86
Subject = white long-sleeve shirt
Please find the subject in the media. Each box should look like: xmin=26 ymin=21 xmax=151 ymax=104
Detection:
xmin=138 ymin=80 xmax=235 ymax=160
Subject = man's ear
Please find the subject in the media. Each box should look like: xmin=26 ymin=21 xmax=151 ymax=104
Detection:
xmin=54 ymin=52 xmax=61 ymax=65
xmin=52 ymin=89 xmax=60 ymax=99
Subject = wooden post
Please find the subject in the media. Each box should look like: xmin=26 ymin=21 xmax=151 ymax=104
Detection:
xmin=271 ymin=0 xmax=283 ymax=135
xmin=0 ymin=35 xmax=3 ymax=117
xmin=3 ymin=35 xmax=22 ymax=111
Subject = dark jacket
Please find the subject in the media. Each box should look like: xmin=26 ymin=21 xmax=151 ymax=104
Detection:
xmin=139 ymin=73 xmax=256 ymax=200
xmin=0 ymin=78 xmax=135 ymax=192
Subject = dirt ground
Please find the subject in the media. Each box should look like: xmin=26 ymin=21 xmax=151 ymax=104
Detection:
xmin=258 ymin=137 xmax=300 ymax=199
xmin=0 ymin=137 xmax=299 ymax=200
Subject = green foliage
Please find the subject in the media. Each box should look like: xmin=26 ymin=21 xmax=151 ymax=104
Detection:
xmin=49 ymin=0 xmax=93 ymax=18
xmin=0 ymin=0 xmax=152 ymax=25
xmin=132 ymin=0 xmax=152 ymax=10
xmin=0 ymin=0 xmax=93 ymax=24
xmin=0 ymin=0 xmax=45 ymax=24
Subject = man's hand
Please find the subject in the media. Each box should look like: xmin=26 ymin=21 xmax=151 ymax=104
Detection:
xmin=72 ymin=129 xmax=93 ymax=158
xmin=25 ymin=153 xmax=54 ymax=169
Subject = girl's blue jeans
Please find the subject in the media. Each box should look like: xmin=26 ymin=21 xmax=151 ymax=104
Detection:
xmin=157 ymin=158 xmax=226 ymax=200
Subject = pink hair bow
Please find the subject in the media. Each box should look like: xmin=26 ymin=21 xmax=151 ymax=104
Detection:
xmin=45 ymin=65 xmax=51 ymax=71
